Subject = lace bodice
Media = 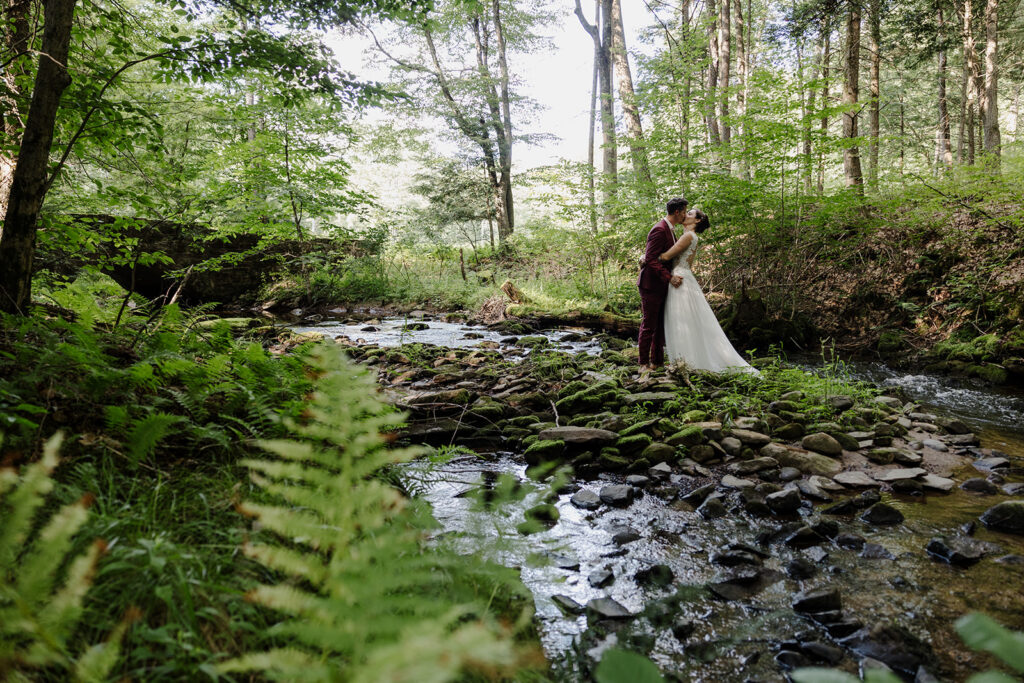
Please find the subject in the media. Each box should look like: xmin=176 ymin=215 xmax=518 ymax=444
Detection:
xmin=671 ymin=232 xmax=699 ymax=276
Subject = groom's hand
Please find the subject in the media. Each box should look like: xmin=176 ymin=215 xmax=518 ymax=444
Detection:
xmin=670 ymin=276 xmax=683 ymax=288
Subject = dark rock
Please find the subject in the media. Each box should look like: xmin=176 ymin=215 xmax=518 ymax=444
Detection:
xmin=671 ymin=619 xmax=696 ymax=640
xmin=680 ymin=483 xmax=715 ymax=507
xmin=586 ymin=597 xmax=634 ymax=620
xmin=793 ymin=587 xmax=842 ymax=613
xmin=836 ymin=532 xmax=866 ymax=550
xmin=588 ymin=569 xmax=615 ymax=588
xmin=860 ymin=503 xmax=904 ymax=526
xmin=611 ymin=527 xmax=642 ymax=545
xmin=785 ymin=526 xmax=824 ymax=548
xmin=926 ymin=536 xmax=996 ymax=566
xmin=711 ymin=550 xmax=763 ymax=567
xmin=827 ymin=619 xmax=864 ymax=639
xmin=551 ymin=594 xmax=585 ymax=615
xmin=635 ymin=564 xmax=674 ymax=586
xmin=708 ymin=568 xmax=785 ymax=601
xmin=599 ymin=484 xmax=634 ymax=507
xmin=960 ymin=477 xmax=999 ymax=494
xmin=775 ymin=423 xmax=806 ymax=440
xmin=995 ymin=554 xmax=1024 ymax=565
xmin=787 ymin=557 xmax=817 ymax=579
xmin=801 ymin=641 xmax=844 ymax=664
xmin=779 ymin=467 xmax=802 ymax=482
xmin=858 ymin=490 xmax=882 ymax=507
xmin=688 ymin=444 xmax=718 ymax=464
xmin=811 ymin=519 xmax=840 ymax=538
xmin=537 ymin=426 xmax=619 ymax=447
xmin=571 ymin=489 xmax=602 ymax=510
xmin=775 ymin=650 xmax=811 ymax=670
xmin=626 ymin=474 xmax=651 ymax=488
xmin=698 ymin=495 xmax=728 ymax=519
xmin=840 ymin=624 xmax=936 ymax=675
xmin=823 ymin=499 xmax=861 ymax=516
xmin=979 ymin=500 xmax=1024 ymax=535
xmin=731 ymin=456 xmax=779 ymax=475
xmin=766 ymin=487 xmax=803 ymax=514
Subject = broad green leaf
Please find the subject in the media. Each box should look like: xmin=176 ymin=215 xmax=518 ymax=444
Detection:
xmin=594 ymin=649 xmax=664 ymax=683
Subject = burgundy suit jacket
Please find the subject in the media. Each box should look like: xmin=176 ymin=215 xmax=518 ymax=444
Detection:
xmin=637 ymin=219 xmax=676 ymax=292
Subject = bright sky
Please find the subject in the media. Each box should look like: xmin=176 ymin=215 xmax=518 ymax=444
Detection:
xmin=328 ymin=1 xmax=654 ymax=170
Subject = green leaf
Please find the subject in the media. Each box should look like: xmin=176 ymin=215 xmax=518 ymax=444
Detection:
xmin=594 ymin=649 xmax=664 ymax=683
xmin=791 ymin=669 xmax=864 ymax=683
xmin=955 ymin=613 xmax=1024 ymax=673
xmin=966 ymin=673 xmax=1019 ymax=683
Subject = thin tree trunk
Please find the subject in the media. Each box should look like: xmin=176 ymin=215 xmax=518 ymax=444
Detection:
xmin=982 ymin=0 xmax=1000 ymax=164
xmin=867 ymin=0 xmax=881 ymax=190
xmin=576 ymin=0 xmax=617 ymax=223
xmin=818 ymin=21 xmax=831 ymax=194
xmin=680 ymin=0 xmax=691 ymax=166
xmin=963 ymin=0 xmax=978 ymax=164
xmin=610 ymin=0 xmax=652 ymax=191
xmin=937 ymin=5 xmax=954 ymax=168
xmin=282 ymin=126 xmax=306 ymax=240
xmin=587 ymin=0 xmax=598 ymax=234
xmin=718 ymin=0 xmax=731 ymax=154
xmin=705 ymin=0 xmax=721 ymax=146
xmin=802 ymin=38 xmax=814 ymax=195
xmin=0 ymin=0 xmax=76 ymax=314
xmin=842 ymin=0 xmax=864 ymax=192
xmin=958 ymin=57 xmax=967 ymax=161
xmin=491 ymin=0 xmax=515 ymax=239
xmin=0 ymin=0 xmax=32 ymax=222
xmin=734 ymin=0 xmax=748 ymax=180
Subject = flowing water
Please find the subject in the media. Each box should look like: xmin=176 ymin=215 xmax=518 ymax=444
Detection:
xmin=291 ymin=315 xmax=1024 ymax=680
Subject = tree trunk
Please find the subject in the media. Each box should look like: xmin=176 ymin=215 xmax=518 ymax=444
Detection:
xmin=704 ymin=0 xmax=721 ymax=146
xmin=867 ymin=0 xmax=880 ymax=190
xmin=962 ymin=0 xmax=978 ymax=164
xmin=982 ymin=0 xmax=999 ymax=164
xmin=576 ymin=0 xmax=617 ymax=223
xmin=842 ymin=0 xmax=863 ymax=192
xmin=491 ymin=0 xmax=515 ymax=239
xmin=718 ymin=0 xmax=731 ymax=155
xmin=587 ymin=0 xmax=598 ymax=234
xmin=0 ymin=0 xmax=33 ymax=222
xmin=0 ymin=0 xmax=76 ymax=314
xmin=818 ymin=21 xmax=831 ymax=194
xmin=680 ymin=0 xmax=691 ymax=167
xmin=609 ymin=0 xmax=652 ymax=191
xmin=937 ymin=4 xmax=953 ymax=168
xmin=734 ymin=0 xmax=748 ymax=180
xmin=801 ymin=38 xmax=813 ymax=195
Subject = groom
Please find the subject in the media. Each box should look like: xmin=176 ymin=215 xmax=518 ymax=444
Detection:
xmin=637 ymin=196 xmax=687 ymax=369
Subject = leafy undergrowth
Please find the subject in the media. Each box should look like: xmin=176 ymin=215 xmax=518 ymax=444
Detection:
xmin=1 ymin=301 xmax=544 ymax=680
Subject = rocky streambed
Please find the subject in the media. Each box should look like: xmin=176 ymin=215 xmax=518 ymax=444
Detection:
xmin=300 ymin=315 xmax=1024 ymax=681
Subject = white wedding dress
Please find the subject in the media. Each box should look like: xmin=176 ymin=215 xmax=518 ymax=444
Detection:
xmin=664 ymin=232 xmax=759 ymax=375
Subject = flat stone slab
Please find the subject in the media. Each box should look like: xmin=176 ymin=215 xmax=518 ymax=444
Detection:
xmin=538 ymin=426 xmax=618 ymax=446
xmin=730 ymin=429 xmax=773 ymax=446
xmin=873 ymin=467 xmax=927 ymax=482
xmin=551 ymin=594 xmax=585 ymax=615
xmin=586 ymin=597 xmax=634 ymax=620
xmin=922 ymin=439 xmax=949 ymax=452
xmin=721 ymin=474 xmax=756 ymax=489
xmin=624 ymin=392 xmax=677 ymax=405
xmin=920 ymin=474 xmax=956 ymax=492
xmin=834 ymin=471 xmax=879 ymax=487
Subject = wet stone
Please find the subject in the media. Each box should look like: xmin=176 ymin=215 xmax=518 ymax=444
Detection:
xmin=961 ymin=478 xmax=999 ymax=494
xmin=921 ymin=438 xmax=948 ymax=452
xmin=766 ymin=487 xmax=803 ymax=514
xmin=873 ymin=467 xmax=926 ymax=483
xmin=626 ymin=474 xmax=651 ymax=488
xmin=805 ymin=546 xmax=830 ymax=563
xmin=836 ymin=532 xmax=866 ymax=550
xmin=588 ymin=568 xmax=615 ymax=588
xmin=680 ymin=483 xmax=715 ymax=507
xmin=860 ymin=543 xmax=895 ymax=560
xmin=599 ymin=484 xmax=634 ymax=507
xmin=721 ymin=474 xmax=756 ymax=489
xmin=793 ymin=587 xmax=842 ymax=613
xmin=648 ymin=461 xmax=673 ymax=479
xmin=571 ymin=489 xmax=602 ymax=510
xmin=796 ymin=478 xmax=832 ymax=501
xmin=548 ymin=553 xmax=580 ymax=570
xmin=586 ymin=597 xmax=634 ymax=620
xmin=671 ymin=619 xmax=696 ymax=641
xmin=786 ymin=557 xmax=817 ymax=579
xmin=775 ymin=651 xmax=811 ymax=670
xmin=711 ymin=550 xmax=763 ymax=567
xmin=841 ymin=624 xmax=936 ymax=676
xmin=698 ymin=495 xmax=728 ymax=520
xmin=720 ymin=436 xmax=743 ymax=455
xmin=920 ymin=474 xmax=956 ymax=492
xmin=635 ymin=564 xmax=674 ymax=586
xmin=801 ymin=641 xmax=844 ymax=665
xmin=780 ymin=467 xmax=802 ymax=482
xmin=995 ymin=554 xmax=1024 ymax=565
xmin=974 ymin=457 xmax=1010 ymax=471
xmin=1003 ymin=483 xmax=1024 ymax=496
xmin=785 ymin=526 xmax=824 ymax=548
xmin=926 ymin=536 xmax=998 ymax=567
xmin=946 ymin=433 xmax=980 ymax=446
xmin=861 ymin=503 xmax=905 ymax=526
xmin=551 ymin=594 xmax=585 ymax=615
xmin=611 ymin=526 xmax=642 ymax=545
xmin=708 ymin=568 xmax=785 ymax=601
xmin=979 ymin=500 xmax=1024 ymax=536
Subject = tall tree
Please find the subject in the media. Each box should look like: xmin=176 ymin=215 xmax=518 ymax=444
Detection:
xmin=576 ymin=0 xmax=617 ymax=222
xmin=818 ymin=18 xmax=831 ymax=194
xmin=735 ymin=0 xmax=749 ymax=179
xmin=719 ymin=0 xmax=732 ymax=154
xmin=937 ymin=3 xmax=954 ymax=168
xmin=982 ymin=0 xmax=1000 ymax=163
xmin=961 ymin=0 xmax=979 ymax=163
xmin=0 ymin=0 xmax=75 ymax=313
xmin=842 ymin=0 xmax=864 ymax=191
xmin=867 ymin=0 xmax=881 ymax=190
xmin=0 ymin=0 xmax=32 ymax=221
xmin=610 ymin=0 xmax=652 ymax=191
xmin=705 ymin=0 xmax=722 ymax=146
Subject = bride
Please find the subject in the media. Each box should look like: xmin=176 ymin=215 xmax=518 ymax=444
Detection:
xmin=657 ymin=209 xmax=759 ymax=375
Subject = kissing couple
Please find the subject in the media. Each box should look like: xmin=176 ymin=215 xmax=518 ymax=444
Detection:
xmin=636 ymin=196 xmax=759 ymax=377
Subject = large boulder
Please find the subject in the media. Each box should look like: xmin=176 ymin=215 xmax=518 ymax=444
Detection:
xmin=801 ymin=432 xmax=843 ymax=457
xmin=537 ymin=426 xmax=618 ymax=448
xmin=761 ymin=443 xmax=842 ymax=476
xmin=980 ymin=500 xmax=1024 ymax=535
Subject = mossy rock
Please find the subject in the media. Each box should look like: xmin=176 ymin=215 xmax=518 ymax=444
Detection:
xmin=641 ymin=442 xmax=676 ymax=463
xmin=558 ymin=380 xmax=588 ymax=399
xmin=687 ymin=444 xmax=717 ymax=464
xmin=877 ymin=329 xmax=904 ymax=353
xmin=666 ymin=426 xmax=704 ymax=447
xmin=522 ymin=434 xmax=539 ymax=449
xmin=555 ymin=391 xmax=602 ymax=415
xmin=600 ymin=350 xmax=630 ymax=365
xmin=468 ymin=402 xmax=507 ymax=422
xmin=603 ymin=337 xmax=630 ymax=350
xmin=598 ymin=451 xmax=630 ymax=471
xmin=773 ymin=423 xmax=805 ymax=441
xmin=516 ymin=335 xmax=551 ymax=348
xmin=502 ymin=427 xmax=532 ymax=443
xmin=508 ymin=415 xmax=541 ymax=427
xmin=966 ymin=363 xmax=1009 ymax=384
xmin=616 ymin=433 xmax=653 ymax=455
xmin=777 ymin=410 xmax=807 ymax=424
xmin=627 ymin=457 xmax=652 ymax=473
xmin=619 ymin=418 xmax=659 ymax=438
xmin=831 ymin=431 xmax=861 ymax=451
xmin=524 ymin=439 xmax=566 ymax=465
xmin=680 ymin=409 xmax=708 ymax=423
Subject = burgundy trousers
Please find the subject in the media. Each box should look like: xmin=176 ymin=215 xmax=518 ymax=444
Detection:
xmin=638 ymin=287 xmax=667 ymax=366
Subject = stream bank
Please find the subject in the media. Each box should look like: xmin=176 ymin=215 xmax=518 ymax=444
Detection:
xmin=291 ymin=314 xmax=1024 ymax=681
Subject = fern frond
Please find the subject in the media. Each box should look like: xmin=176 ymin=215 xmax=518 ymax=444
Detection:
xmin=126 ymin=412 xmax=183 ymax=464
xmin=217 ymin=648 xmax=333 ymax=681
xmin=0 ymin=433 xmax=62 ymax=568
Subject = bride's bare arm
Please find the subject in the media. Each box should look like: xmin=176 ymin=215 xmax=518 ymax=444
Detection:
xmin=659 ymin=232 xmax=693 ymax=262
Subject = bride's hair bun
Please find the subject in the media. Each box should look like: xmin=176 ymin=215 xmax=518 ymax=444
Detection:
xmin=692 ymin=209 xmax=710 ymax=233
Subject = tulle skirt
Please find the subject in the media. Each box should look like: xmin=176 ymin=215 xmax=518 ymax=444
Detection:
xmin=664 ymin=270 xmax=759 ymax=375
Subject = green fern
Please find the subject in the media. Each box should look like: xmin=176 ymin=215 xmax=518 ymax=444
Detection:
xmin=0 ymin=433 xmax=131 ymax=682
xmin=219 ymin=344 xmax=530 ymax=682
xmin=126 ymin=412 xmax=184 ymax=465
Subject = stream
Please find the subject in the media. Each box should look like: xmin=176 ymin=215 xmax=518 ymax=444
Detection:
xmin=291 ymin=314 xmax=1024 ymax=681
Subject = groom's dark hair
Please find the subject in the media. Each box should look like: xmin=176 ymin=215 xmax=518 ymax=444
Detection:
xmin=666 ymin=197 xmax=688 ymax=215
